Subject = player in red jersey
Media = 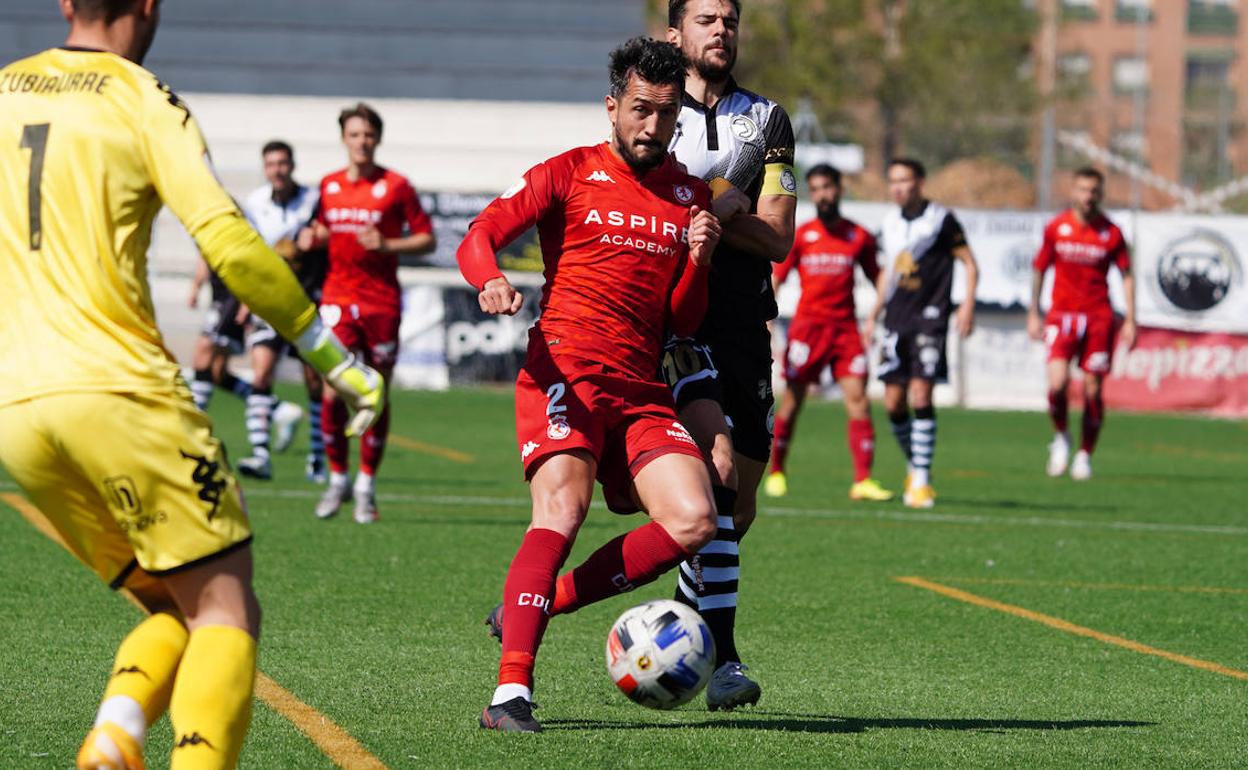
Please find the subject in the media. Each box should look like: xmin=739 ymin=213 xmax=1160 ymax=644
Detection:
xmin=1028 ymin=167 xmax=1136 ymax=481
xmin=765 ymin=165 xmax=893 ymax=501
xmin=300 ymin=103 xmax=436 ymax=523
xmin=457 ymin=38 xmax=722 ymax=733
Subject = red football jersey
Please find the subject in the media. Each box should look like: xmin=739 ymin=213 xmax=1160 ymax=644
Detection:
xmin=775 ymin=216 xmax=879 ymax=323
xmin=317 ymin=166 xmax=432 ymax=307
xmin=467 ymin=143 xmax=712 ymax=381
xmin=1034 ymin=209 xmax=1130 ymax=314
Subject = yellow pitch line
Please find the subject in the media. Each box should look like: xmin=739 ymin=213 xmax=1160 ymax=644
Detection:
xmin=928 ymin=576 xmax=1248 ymax=596
xmin=389 ymin=433 xmax=475 ymax=464
xmin=2 ymin=492 xmax=391 ymax=770
xmin=896 ymin=576 xmax=1248 ymax=682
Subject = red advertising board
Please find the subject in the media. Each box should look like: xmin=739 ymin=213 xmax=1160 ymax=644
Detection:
xmin=1104 ymin=327 xmax=1248 ymax=416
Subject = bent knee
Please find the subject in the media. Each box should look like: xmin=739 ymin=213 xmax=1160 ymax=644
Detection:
xmin=659 ymin=499 xmax=717 ymax=551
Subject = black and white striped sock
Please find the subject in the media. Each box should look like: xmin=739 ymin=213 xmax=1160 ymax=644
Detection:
xmin=674 ymin=485 xmax=740 ymax=665
xmin=191 ymin=369 xmax=214 ymax=411
xmin=245 ymin=390 xmax=278 ymax=459
xmin=911 ymin=405 xmax=936 ymax=486
xmin=307 ymin=400 xmax=325 ymax=461
xmin=889 ymin=410 xmax=913 ymax=465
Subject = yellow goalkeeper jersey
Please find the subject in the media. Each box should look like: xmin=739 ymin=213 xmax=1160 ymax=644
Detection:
xmin=0 ymin=47 xmax=317 ymax=407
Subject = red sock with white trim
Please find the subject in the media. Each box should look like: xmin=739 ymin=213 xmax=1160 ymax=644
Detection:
xmin=551 ymin=521 xmax=691 ymax=616
xmin=847 ymin=418 xmax=876 ymax=482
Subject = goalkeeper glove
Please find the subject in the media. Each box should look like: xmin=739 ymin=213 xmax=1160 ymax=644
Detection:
xmin=297 ymin=319 xmax=385 ymax=436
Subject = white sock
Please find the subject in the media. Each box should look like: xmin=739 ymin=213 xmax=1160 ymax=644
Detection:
xmin=912 ymin=467 xmax=930 ymax=488
xmin=491 ymin=683 xmax=532 ymax=706
xmin=95 ymin=695 xmax=147 ymax=743
xmin=353 ymin=471 xmax=375 ymax=495
xmin=328 ymin=471 xmax=349 ymax=489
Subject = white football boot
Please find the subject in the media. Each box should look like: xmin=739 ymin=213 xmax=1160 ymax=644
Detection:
xmin=272 ymin=401 xmax=304 ymax=453
xmin=1046 ymin=432 xmax=1071 ymax=477
xmin=1070 ymin=449 xmax=1093 ymax=481
xmin=315 ymin=475 xmax=351 ymax=519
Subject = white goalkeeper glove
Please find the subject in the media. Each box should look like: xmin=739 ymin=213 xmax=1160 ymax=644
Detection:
xmin=297 ymin=319 xmax=385 ymax=437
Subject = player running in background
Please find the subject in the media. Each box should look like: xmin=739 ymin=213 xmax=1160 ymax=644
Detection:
xmin=663 ymin=0 xmax=797 ymax=710
xmin=459 ymin=37 xmax=720 ymax=733
xmin=186 ymin=259 xmax=254 ymax=408
xmin=0 ymin=2 xmax=382 ymax=768
xmin=865 ymin=158 xmax=978 ymax=509
xmin=235 ymin=140 xmax=327 ymax=482
xmin=1028 ymin=167 xmax=1135 ymax=480
xmin=302 ymin=103 xmax=435 ymax=523
xmin=765 ymin=165 xmax=893 ymax=502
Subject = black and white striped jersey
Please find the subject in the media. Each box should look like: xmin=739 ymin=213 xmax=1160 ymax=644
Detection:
xmin=669 ymin=77 xmax=795 ymax=333
xmin=879 ymin=200 xmax=968 ymax=333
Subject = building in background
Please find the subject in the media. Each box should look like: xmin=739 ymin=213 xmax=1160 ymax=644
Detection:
xmin=1036 ymin=0 xmax=1246 ymax=211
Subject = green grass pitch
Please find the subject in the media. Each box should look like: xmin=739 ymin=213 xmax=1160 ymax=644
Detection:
xmin=1 ymin=387 xmax=1245 ymax=768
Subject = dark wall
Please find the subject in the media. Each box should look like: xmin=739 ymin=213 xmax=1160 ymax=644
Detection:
xmin=0 ymin=1 xmax=642 ymax=102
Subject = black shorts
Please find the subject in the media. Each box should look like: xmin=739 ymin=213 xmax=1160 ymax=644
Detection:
xmin=244 ymin=317 xmax=288 ymax=354
xmin=661 ymin=330 xmax=775 ymax=464
xmin=877 ymin=327 xmax=948 ymax=384
xmin=201 ymin=297 xmax=244 ymax=355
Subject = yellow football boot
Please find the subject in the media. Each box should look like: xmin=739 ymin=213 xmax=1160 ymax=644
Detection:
xmin=763 ymin=471 xmax=788 ymax=498
xmin=849 ymin=478 xmax=894 ymax=501
xmin=77 ymin=723 xmax=145 ymax=770
xmin=903 ymin=483 xmax=937 ymax=509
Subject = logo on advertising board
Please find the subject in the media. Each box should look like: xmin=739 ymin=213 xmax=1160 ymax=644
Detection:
xmin=1152 ymin=229 xmax=1242 ymax=314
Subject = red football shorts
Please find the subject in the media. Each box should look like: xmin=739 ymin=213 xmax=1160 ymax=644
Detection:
xmin=320 ymin=301 xmax=401 ymax=371
xmin=783 ymin=319 xmax=868 ymax=385
xmin=514 ymin=351 xmax=704 ymax=513
xmin=1045 ymin=310 xmax=1118 ymax=375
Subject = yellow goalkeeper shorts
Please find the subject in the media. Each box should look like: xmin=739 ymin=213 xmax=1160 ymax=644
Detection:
xmin=0 ymin=390 xmax=251 ymax=586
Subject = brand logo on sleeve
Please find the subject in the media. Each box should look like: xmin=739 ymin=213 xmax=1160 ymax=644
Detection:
xmin=586 ymin=170 xmax=617 ymax=184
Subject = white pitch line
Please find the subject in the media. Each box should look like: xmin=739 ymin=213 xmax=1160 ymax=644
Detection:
xmin=2 ymin=482 xmax=1241 ymax=536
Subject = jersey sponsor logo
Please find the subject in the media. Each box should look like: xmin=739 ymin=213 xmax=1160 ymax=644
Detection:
xmin=800 ymin=251 xmax=854 ymax=274
xmin=582 ymin=209 xmax=690 ymax=257
xmin=780 ymin=168 xmax=797 ymax=193
xmin=665 ymin=421 xmax=696 ymax=446
xmin=730 ymin=114 xmax=760 ymax=142
xmin=500 ymin=178 xmax=526 ymax=199
xmin=673 ymin=184 xmax=694 ymax=204
xmin=324 ymin=207 xmax=383 ymax=226
xmin=585 ymin=170 xmax=616 ymax=184
xmin=1055 ymin=240 xmax=1109 ymax=264
xmin=521 ymin=441 xmax=540 ymax=460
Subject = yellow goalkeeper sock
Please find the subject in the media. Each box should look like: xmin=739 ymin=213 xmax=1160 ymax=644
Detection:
xmin=169 ymin=625 xmax=256 ymax=770
xmin=95 ymin=612 xmax=189 ymax=741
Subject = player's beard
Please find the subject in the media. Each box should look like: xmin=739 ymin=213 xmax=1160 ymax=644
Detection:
xmin=693 ymin=45 xmax=736 ymax=84
xmin=816 ymin=201 xmax=840 ymax=223
xmin=614 ymin=128 xmax=666 ymax=174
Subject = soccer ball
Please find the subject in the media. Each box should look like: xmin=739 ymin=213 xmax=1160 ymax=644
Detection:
xmin=605 ymin=599 xmax=715 ymax=709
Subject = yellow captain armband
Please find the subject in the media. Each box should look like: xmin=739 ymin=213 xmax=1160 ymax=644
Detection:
xmin=761 ymin=163 xmax=798 ymax=198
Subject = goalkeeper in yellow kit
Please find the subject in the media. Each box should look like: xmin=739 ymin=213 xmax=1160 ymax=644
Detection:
xmin=0 ymin=2 xmax=384 ymax=769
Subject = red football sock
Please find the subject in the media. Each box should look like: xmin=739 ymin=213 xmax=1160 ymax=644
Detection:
xmin=551 ymin=521 xmax=691 ymax=616
xmin=847 ymin=418 xmax=876 ymax=482
xmin=359 ymin=401 xmax=391 ymax=476
xmin=1080 ymin=394 xmax=1104 ymax=454
xmin=1048 ymin=389 xmax=1069 ymax=434
xmin=322 ymin=395 xmax=350 ymax=474
xmin=498 ymin=528 xmax=571 ymax=688
xmin=771 ymin=414 xmax=793 ymax=474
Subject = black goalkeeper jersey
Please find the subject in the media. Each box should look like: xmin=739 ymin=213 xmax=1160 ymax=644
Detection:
xmin=668 ymin=78 xmax=795 ymax=335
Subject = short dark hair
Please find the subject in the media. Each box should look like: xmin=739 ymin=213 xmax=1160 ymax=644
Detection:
xmin=806 ymin=164 xmax=842 ymax=186
xmin=338 ymin=102 xmax=383 ymax=138
xmin=889 ymin=157 xmax=927 ymax=180
xmin=71 ymin=0 xmax=134 ymax=22
xmin=261 ymin=140 xmax=294 ymax=161
xmin=608 ymin=37 xmax=688 ymax=98
xmin=669 ymin=0 xmax=742 ymax=28
xmin=1074 ymin=166 xmax=1105 ymax=185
